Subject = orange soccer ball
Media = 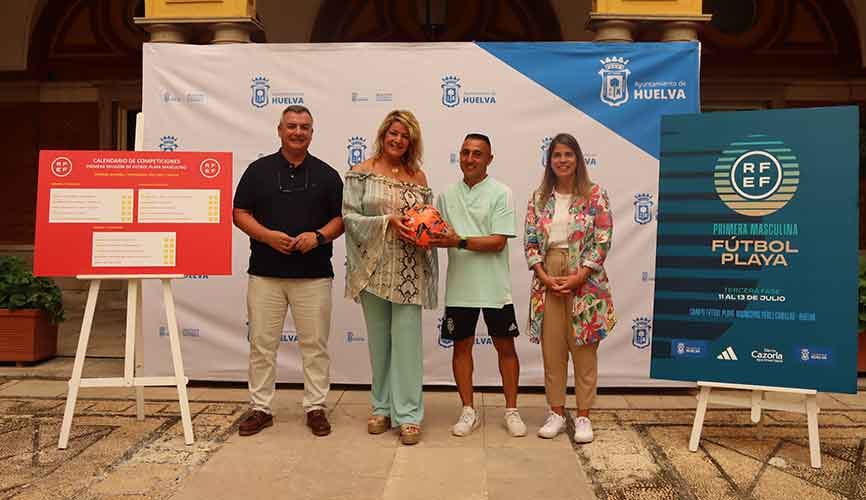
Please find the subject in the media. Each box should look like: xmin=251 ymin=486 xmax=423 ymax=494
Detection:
xmin=404 ymin=204 xmax=449 ymax=247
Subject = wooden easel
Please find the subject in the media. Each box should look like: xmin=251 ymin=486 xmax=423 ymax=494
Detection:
xmin=58 ymin=274 xmax=194 ymax=449
xmin=688 ymin=380 xmax=821 ymax=468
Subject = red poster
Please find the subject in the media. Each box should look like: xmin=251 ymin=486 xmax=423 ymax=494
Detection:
xmin=34 ymin=150 xmax=232 ymax=276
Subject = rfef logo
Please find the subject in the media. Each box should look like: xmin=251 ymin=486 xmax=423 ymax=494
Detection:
xmin=714 ymin=137 xmax=799 ymax=216
xmin=347 ymin=136 xmax=367 ymax=167
xmin=598 ymin=57 xmax=630 ymax=107
xmin=50 ymin=156 xmax=72 ymax=177
xmin=632 ymin=317 xmax=651 ymax=349
xmin=200 ymin=158 xmax=221 ymax=178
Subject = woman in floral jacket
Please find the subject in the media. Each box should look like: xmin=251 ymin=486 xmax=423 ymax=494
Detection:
xmin=524 ymin=133 xmax=615 ymax=444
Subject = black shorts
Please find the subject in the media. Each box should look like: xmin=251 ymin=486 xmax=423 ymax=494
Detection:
xmin=440 ymin=304 xmax=520 ymax=341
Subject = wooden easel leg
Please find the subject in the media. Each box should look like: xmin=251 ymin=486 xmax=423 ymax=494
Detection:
xmin=134 ymin=280 xmax=144 ymax=420
xmin=750 ymin=390 xmax=762 ymax=423
xmin=689 ymin=385 xmax=711 ymax=452
xmin=59 ymin=279 xmax=101 ymax=449
xmin=124 ymin=279 xmax=138 ymax=386
xmin=162 ymin=279 xmax=194 ymax=445
xmin=806 ymin=394 xmax=821 ymax=468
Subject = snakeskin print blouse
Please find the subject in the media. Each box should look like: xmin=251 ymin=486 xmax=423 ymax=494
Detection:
xmin=343 ymin=171 xmax=438 ymax=309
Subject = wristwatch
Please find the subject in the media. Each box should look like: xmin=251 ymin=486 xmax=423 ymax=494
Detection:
xmin=458 ymin=238 xmax=468 ymax=249
xmin=314 ymin=230 xmax=326 ymax=246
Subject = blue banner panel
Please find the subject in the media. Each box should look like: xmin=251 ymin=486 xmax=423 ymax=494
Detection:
xmin=650 ymin=106 xmax=859 ymax=393
xmin=478 ymin=42 xmax=700 ymax=160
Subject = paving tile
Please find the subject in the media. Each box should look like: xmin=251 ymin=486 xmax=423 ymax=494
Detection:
xmin=75 ymin=386 xmax=204 ymax=401
xmin=815 ymin=392 xmax=850 ymax=410
xmin=484 ymin=406 xmax=572 ymax=449
xmin=0 ymin=379 xmax=69 ymax=398
xmin=268 ymin=386 xmax=342 ymax=410
xmin=0 ymin=379 xmax=20 ymax=391
xmin=412 ymin=397 xmax=485 ymax=448
xmin=483 ymin=391 xmax=548 ymax=408
xmin=593 ymin=394 xmax=629 ymax=409
xmin=190 ymin=387 xmax=251 ymax=402
xmin=827 ymin=391 xmax=866 ymax=409
xmin=383 ymin=447 xmax=486 ymax=500
xmin=335 ymin=388 xmax=374 ymax=405
xmin=91 ymin=463 xmax=181 ymax=495
xmin=624 ymin=394 xmax=698 ymax=409
xmin=753 ymin=462 xmax=843 ymax=500
xmin=487 ymin=447 xmax=597 ymax=500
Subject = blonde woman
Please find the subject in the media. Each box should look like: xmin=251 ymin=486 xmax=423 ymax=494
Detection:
xmin=524 ymin=133 xmax=615 ymax=443
xmin=343 ymin=110 xmax=437 ymax=445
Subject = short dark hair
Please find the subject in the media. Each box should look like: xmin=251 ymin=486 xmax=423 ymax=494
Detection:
xmin=282 ymin=105 xmax=312 ymax=120
xmin=463 ymin=133 xmax=491 ymax=149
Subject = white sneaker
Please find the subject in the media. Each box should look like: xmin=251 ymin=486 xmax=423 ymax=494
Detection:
xmin=504 ymin=408 xmax=527 ymax=437
xmin=574 ymin=416 xmax=594 ymax=443
xmin=452 ymin=406 xmax=480 ymax=437
xmin=537 ymin=411 xmax=566 ymax=439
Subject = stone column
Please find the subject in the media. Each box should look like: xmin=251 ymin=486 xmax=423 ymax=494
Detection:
xmin=662 ymin=20 xmax=701 ymax=41
xmin=592 ymin=19 xmax=637 ymax=42
xmin=209 ymin=22 xmax=256 ymax=43
xmin=141 ymin=23 xmax=187 ymax=43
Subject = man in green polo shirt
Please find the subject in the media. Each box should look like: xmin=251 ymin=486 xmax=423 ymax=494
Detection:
xmin=429 ymin=133 xmax=525 ymax=438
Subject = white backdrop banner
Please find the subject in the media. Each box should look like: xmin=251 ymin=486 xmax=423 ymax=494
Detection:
xmin=141 ymin=42 xmax=700 ymax=386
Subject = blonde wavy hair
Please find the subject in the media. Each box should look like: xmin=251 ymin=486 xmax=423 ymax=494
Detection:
xmin=373 ymin=110 xmax=424 ymax=173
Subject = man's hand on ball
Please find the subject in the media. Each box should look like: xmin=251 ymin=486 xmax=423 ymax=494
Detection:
xmin=428 ymin=230 xmax=460 ymax=248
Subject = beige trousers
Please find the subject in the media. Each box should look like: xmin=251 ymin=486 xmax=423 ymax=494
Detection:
xmin=247 ymin=275 xmax=332 ymax=413
xmin=541 ymin=248 xmax=599 ymax=410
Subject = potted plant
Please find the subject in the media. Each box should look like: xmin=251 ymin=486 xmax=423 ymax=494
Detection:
xmin=0 ymin=256 xmax=64 ymax=364
xmin=857 ymin=253 xmax=866 ymax=372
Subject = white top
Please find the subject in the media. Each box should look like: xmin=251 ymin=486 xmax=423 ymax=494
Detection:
xmin=549 ymin=191 xmax=571 ymax=249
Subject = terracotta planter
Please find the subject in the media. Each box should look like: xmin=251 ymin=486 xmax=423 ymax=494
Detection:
xmin=860 ymin=330 xmax=866 ymax=373
xmin=0 ymin=309 xmax=57 ymax=362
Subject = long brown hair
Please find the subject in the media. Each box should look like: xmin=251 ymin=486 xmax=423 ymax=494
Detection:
xmin=535 ymin=133 xmax=591 ymax=208
xmin=373 ymin=110 xmax=424 ymax=173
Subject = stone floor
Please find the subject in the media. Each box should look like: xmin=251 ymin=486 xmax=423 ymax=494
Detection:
xmin=1 ymin=360 xmax=865 ymax=500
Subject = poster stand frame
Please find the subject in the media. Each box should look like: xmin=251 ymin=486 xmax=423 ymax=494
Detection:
xmin=688 ymin=380 xmax=821 ymax=468
xmin=58 ymin=275 xmax=194 ymax=449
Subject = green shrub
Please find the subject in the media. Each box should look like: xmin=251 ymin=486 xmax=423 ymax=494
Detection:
xmin=0 ymin=256 xmax=64 ymax=324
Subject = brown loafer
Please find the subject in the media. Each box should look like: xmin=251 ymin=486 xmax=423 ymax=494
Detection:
xmin=238 ymin=409 xmax=273 ymax=436
xmin=306 ymin=409 xmax=331 ymax=436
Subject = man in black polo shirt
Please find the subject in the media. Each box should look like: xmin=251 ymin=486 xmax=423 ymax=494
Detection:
xmin=233 ymin=105 xmax=344 ymax=437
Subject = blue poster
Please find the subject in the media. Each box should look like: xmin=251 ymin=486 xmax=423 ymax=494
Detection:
xmin=651 ymin=106 xmax=859 ymax=393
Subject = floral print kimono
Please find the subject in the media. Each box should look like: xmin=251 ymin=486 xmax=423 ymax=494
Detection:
xmin=523 ymin=183 xmax=616 ymax=345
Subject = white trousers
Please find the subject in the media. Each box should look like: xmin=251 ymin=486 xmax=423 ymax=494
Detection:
xmin=247 ymin=275 xmax=332 ymax=413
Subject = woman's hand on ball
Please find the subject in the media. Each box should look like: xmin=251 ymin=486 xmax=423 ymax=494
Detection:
xmin=388 ymin=214 xmax=415 ymax=241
